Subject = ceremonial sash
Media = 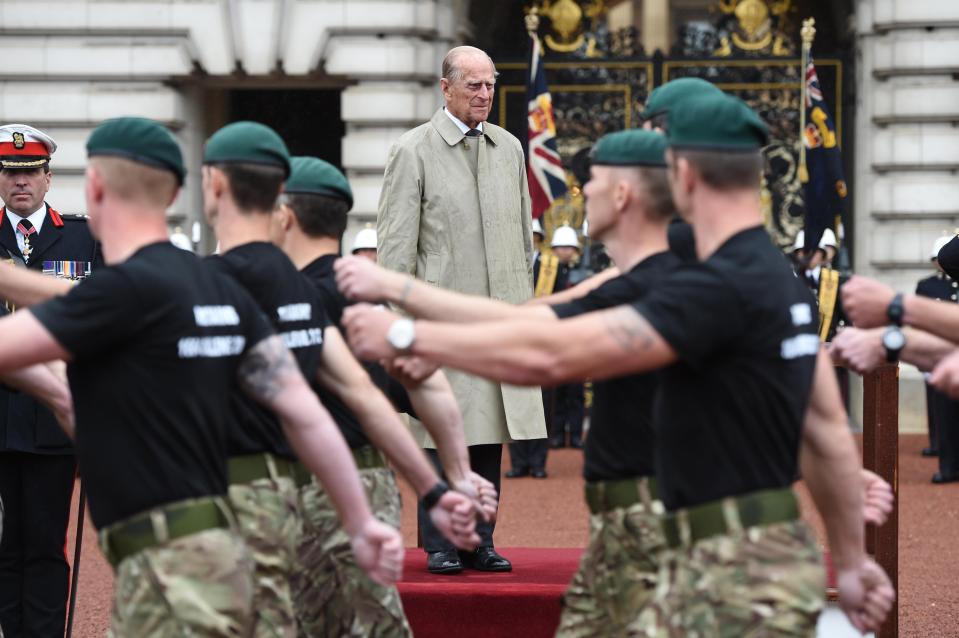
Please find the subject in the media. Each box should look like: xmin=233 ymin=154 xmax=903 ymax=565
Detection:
xmin=534 ymin=253 xmax=559 ymax=297
xmin=818 ymin=267 xmax=840 ymax=341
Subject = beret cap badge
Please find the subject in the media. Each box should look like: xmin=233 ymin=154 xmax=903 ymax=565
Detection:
xmin=12 ymin=132 xmax=24 ymax=149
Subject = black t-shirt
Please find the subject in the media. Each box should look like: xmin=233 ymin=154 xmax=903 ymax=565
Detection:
xmin=32 ymin=242 xmax=273 ymax=528
xmin=552 ymin=251 xmax=680 ymax=482
xmin=632 ymin=227 xmax=819 ymax=511
xmin=206 ymin=242 xmax=329 ymax=458
xmin=301 ymin=255 xmax=415 ymax=448
xmin=667 ymin=219 xmax=698 ymax=264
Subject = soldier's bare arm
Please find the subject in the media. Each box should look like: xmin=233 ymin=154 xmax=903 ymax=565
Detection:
xmin=315 ymin=326 xmax=481 ymax=549
xmin=800 ymin=347 xmax=895 ymax=632
xmin=1 ymin=364 xmax=74 ymax=438
xmin=393 ymin=365 xmax=496 ymax=521
xmin=524 ymin=266 xmax=620 ymax=307
xmin=843 ymin=274 xmax=959 ymax=342
xmin=335 ymin=255 xmax=554 ymax=323
xmin=0 ymin=261 xmax=73 ymax=307
xmin=0 ymin=310 xmax=71 ymax=371
xmin=342 ymin=303 xmax=677 ymax=387
xmin=238 ymin=334 xmax=405 ymax=585
xmin=830 ymin=325 xmax=955 ymax=373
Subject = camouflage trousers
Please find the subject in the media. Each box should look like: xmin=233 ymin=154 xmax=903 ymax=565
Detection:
xmin=107 ymin=527 xmax=254 ymax=637
xmin=293 ymin=467 xmax=411 ymax=638
xmin=228 ymin=476 xmax=302 ymax=638
xmin=557 ymin=501 xmax=667 ymax=637
xmin=656 ymin=520 xmax=825 ymax=638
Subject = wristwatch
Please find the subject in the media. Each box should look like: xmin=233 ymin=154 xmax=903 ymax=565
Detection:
xmin=386 ymin=318 xmax=416 ymax=352
xmin=882 ymin=325 xmax=905 ymax=363
xmin=419 ymin=480 xmax=450 ymax=511
xmin=886 ymin=293 xmax=904 ymax=327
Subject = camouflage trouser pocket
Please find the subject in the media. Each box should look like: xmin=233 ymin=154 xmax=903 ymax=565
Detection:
xmin=110 ymin=528 xmax=254 ymax=638
xmin=558 ymin=503 xmax=667 ymax=637
xmin=676 ymin=520 xmax=825 ymax=638
xmin=293 ymin=467 xmax=411 ymax=638
xmin=228 ymin=478 xmax=301 ymax=638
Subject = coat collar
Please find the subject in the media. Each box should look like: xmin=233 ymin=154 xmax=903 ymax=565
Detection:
xmin=0 ymin=203 xmax=63 ymax=265
xmin=430 ymin=108 xmax=500 ymax=148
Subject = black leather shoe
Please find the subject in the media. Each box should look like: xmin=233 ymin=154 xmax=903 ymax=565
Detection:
xmin=427 ymin=549 xmax=463 ymax=574
xmin=922 ymin=447 xmax=939 ymax=457
xmin=505 ymin=468 xmax=529 ymax=478
xmin=462 ymin=547 xmax=512 ymax=572
xmin=549 ymin=437 xmax=566 ymax=449
xmin=569 ymin=436 xmax=584 ymax=449
xmin=932 ymin=472 xmax=959 ymax=484
xmin=531 ymin=468 xmax=548 ymax=479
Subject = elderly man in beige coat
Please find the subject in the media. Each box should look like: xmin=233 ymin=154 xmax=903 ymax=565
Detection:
xmin=377 ymin=45 xmax=547 ymax=574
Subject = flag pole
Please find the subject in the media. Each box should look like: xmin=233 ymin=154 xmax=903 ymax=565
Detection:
xmin=798 ymin=17 xmax=816 ymax=185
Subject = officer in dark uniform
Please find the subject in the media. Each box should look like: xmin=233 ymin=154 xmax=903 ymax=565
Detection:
xmin=0 ymin=123 xmax=100 ymax=638
xmin=916 ymin=235 xmax=957 ymax=459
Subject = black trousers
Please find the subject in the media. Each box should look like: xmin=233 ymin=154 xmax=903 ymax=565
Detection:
xmin=509 ymin=389 xmax=550 ymax=471
xmin=931 ymin=392 xmax=959 ymax=477
xmin=506 ymin=439 xmax=548 ymax=473
xmin=554 ymin=383 xmax=584 ymax=440
xmin=418 ymin=444 xmax=501 ymax=553
xmin=925 ymin=383 xmax=941 ymax=452
xmin=0 ymin=452 xmax=76 ymax=638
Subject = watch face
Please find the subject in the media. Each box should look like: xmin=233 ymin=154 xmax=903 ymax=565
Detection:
xmin=388 ymin=319 xmax=415 ymax=350
xmin=883 ymin=328 xmax=905 ymax=350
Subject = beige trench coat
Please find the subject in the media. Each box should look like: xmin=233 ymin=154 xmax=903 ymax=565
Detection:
xmin=377 ymin=108 xmax=547 ymax=446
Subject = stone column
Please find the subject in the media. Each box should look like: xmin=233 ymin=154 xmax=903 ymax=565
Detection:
xmin=855 ymin=0 xmax=959 ymax=431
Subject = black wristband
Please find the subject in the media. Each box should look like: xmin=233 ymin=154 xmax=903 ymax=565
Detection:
xmin=419 ymin=480 xmax=450 ymax=511
xmin=887 ymin=292 xmax=904 ymax=327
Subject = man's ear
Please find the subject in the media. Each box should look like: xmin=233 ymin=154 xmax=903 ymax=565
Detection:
xmin=440 ymin=78 xmax=451 ymax=99
xmin=676 ymin=156 xmax=696 ymax=194
xmin=86 ymin=165 xmax=104 ymax=205
xmin=613 ymin=176 xmax=630 ymax=214
xmin=277 ymin=204 xmax=294 ymax=231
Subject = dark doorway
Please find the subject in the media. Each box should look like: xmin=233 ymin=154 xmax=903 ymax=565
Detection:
xmin=227 ymin=89 xmax=344 ymax=167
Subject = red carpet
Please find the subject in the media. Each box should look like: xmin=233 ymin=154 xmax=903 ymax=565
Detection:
xmin=398 ymin=547 xmax=582 ymax=638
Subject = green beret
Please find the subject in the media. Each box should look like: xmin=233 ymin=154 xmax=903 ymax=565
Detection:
xmin=590 ymin=129 xmax=666 ymax=167
xmin=642 ymin=78 xmax=723 ymax=121
xmin=86 ymin=117 xmax=185 ymax=185
xmin=666 ymin=93 xmax=769 ymax=151
xmin=203 ymin=121 xmax=291 ymax=177
xmin=284 ymin=156 xmax=353 ymax=209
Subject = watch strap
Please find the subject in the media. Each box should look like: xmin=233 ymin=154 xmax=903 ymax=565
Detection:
xmin=419 ymin=480 xmax=450 ymax=511
xmin=887 ymin=293 xmax=904 ymax=327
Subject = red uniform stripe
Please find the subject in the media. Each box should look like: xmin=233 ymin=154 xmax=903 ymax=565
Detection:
xmin=48 ymin=207 xmax=64 ymax=227
xmin=0 ymin=141 xmax=48 ymax=156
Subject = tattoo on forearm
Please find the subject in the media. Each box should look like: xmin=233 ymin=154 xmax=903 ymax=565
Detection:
xmin=602 ymin=307 xmax=654 ymax=354
xmin=238 ymin=335 xmax=298 ymax=403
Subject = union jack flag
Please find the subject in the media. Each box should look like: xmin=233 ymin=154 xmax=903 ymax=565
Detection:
xmin=526 ymin=30 xmax=567 ymax=220
xmin=801 ymin=55 xmax=846 ymax=253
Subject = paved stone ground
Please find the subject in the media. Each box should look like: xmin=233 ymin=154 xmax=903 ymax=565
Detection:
xmin=64 ymin=434 xmax=955 ymax=636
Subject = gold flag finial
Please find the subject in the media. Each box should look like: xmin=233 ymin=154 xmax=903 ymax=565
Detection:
xmin=525 ymin=6 xmax=541 ymax=34
xmin=801 ymin=17 xmax=816 ymax=45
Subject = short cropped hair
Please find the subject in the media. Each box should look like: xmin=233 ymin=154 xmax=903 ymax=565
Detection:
xmin=636 ymin=167 xmax=676 ymax=221
xmin=280 ymin=192 xmax=350 ymax=239
xmin=218 ymin=163 xmax=285 ymax=213
xmin=90 ymin=156 xmax=178 ymax=207
xmin=674 ymin=149 xmax=764 ymax=191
